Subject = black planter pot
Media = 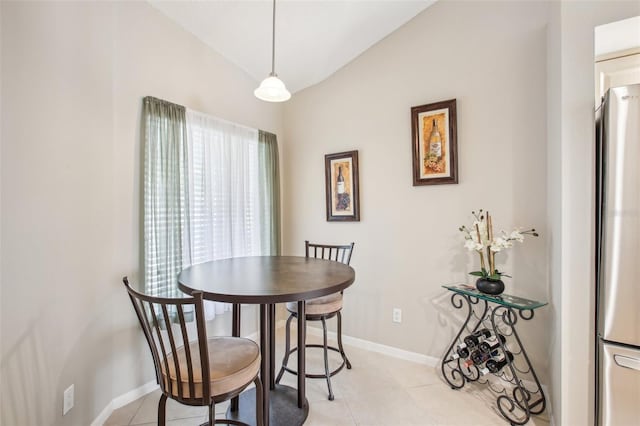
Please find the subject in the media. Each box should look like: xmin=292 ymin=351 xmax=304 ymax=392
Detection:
xmin=475 ymin=277 xmax=505 ymax=295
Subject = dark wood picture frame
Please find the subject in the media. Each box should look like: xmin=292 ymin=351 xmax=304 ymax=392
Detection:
xmin=411 ymin=99 xmax=458 ymax=186
xmin=325 ymin=150 xmax=360 ymax=222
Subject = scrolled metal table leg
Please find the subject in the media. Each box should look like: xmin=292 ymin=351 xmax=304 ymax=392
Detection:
xmin=441 ymin=294 xmax=487 ymax=388
xmin=489 ymin=306 xmax=546 ymax=424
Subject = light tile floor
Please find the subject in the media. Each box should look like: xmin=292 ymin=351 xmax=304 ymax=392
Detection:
xmin=105 ymin=328 xmax=551 ymax=426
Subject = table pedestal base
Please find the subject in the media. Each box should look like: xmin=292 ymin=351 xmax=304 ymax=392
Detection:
xmin=226 ymin=384 xmax=308 ymax=426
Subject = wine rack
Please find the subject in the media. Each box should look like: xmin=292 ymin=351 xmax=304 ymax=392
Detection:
xmin=440 ymin=285 xmax=548 ymax=425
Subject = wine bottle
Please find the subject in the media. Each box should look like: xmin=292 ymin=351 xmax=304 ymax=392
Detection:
xmin=429 ymin=119 xmax=442 ymax=159
xmin=463 ymin=329 xmax=491 ymax=348
xmin=337 ymin=166 xmax=345 ymax=194
xmin=486 ymin=351 xmax=514 ymax=374
xmin=456 ymin=342 xmax=470 ymax=359
xmin=470 ymin=348 xmax=499 ymax=365
xmin=478 ymin=333 xmax=506 ymax=353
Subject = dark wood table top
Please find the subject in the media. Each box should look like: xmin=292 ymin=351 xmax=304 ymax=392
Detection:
xmin=177 ymin=256 xmax=355 ymax=304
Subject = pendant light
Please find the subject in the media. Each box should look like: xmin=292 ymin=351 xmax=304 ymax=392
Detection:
xmin=254 ymin=0 xmax=291 ymax=102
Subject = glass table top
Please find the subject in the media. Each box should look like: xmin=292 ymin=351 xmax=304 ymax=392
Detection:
xmin=442 ymin=284 xmax=548 ymax=310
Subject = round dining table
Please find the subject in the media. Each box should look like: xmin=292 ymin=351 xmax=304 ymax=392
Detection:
xmin=177 ymin=256 xmax=356 ymax=426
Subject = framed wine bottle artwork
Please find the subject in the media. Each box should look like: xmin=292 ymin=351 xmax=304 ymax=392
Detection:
xmin=325 ymin=150 xmax=360 ymax=221
xmin=411 ymin=99 xmax=458 ymax=185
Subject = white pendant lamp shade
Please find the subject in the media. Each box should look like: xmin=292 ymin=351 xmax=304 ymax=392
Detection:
xmin=254 ymin=73 xmax=291 ymax=102
xmin=255 ymin=0 xmax=290 ymax=102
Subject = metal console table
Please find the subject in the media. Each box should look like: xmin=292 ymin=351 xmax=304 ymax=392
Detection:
xmin=441 ymin=284 xmax=548 ymax=425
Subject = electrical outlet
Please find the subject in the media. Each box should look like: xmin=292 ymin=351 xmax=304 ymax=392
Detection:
xmin=392 ymin=308 xmax=402 ymax=323
xmin=63 ymin=384 xmax=74 ymax=415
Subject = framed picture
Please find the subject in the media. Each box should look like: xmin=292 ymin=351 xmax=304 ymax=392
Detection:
xmin=325 ymin=150 xmax=360 ymax=222
xmin=411 ymin=99 xmax=458 ymax=185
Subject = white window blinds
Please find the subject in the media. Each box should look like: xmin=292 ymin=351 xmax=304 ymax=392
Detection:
xmin=185 ymin=110 xmax=263 ymax=265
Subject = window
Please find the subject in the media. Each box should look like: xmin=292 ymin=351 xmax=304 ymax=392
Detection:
xmin=143 ymin=97 xmax=280 ymax=315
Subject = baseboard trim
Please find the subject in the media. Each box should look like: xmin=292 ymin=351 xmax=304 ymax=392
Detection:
xmin=90 ymin=402 xmax=114 ymax=426
xmin=304 ymin=325 xmax=440 ymax=367
xmin=96 ymin=324 xmax=549 ymax=425
xmin=113 ymin=380 xmax=159 ymax=409
xmin=245 ymin=331 xmax=259 ymax=341
xmin=91 ymin=380 xmax=158 ymax=426
xmin=280 ymin=318 xmax=438 ymax=366
xmin=92 ymin=329 xmax=258 ymax=425
xmin=541 ymin=384 xmax=554 ymax=424
xmin=303 ymin=324 xmax=553 ymax=420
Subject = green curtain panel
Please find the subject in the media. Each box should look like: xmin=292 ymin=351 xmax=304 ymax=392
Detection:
xmin=142 ymin=96 xmax=190 ymax=298
xmin=258 ymin=130 xmax=282 ymax=255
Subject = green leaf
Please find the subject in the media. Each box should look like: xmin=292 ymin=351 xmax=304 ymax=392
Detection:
xmin=494 ymin=269 xmax=511 ymax=278
xmin=469 ymin=271 xmax=486 ymax=277
xmin=489 ymin=273 xmax=502 ymax=280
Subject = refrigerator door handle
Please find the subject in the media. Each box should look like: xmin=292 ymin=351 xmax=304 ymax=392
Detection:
xmin=614 ymin=354 xmax=640 ymax=371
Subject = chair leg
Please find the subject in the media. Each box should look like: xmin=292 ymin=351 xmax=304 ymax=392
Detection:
xmin=275 ymin=314 xmax=294 ymax=384
xmin=157 ymin=393 xmax=167 ymax=426
xmin=321 ymin=317 xmax=335 ymax=401
xmin=337 ymin=311 xmax=352 ymax=369
xmin=208 ymin=401 xmax=215 ymax=426
xmin=254 ymin=375 xmax=264 ymax=426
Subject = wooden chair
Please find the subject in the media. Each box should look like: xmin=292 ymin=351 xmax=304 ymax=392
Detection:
xmin=275 ymin=241 xmax=354 ymax=400
xmin=123 ymin=277 xmax=263 ymax=426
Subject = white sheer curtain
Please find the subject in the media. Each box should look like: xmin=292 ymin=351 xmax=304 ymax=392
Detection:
xmin=185 ymin=109 xmax=263 ymax=319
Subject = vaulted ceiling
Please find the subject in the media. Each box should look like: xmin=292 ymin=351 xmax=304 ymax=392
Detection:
xmin=149 ymin=1 xmax=436 ymax=94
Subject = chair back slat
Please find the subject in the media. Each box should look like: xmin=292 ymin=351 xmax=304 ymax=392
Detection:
xmin=161 ymin=304 xmax=184 ymax=399
xmin=123 ymin=277 xmax=211 ymax=404
xmin=176 ymin=305 xmax=196 ymax=399
xmin=194 ymin=293 xmax=211 ymax=399
xmin=305 ymin=240 xmax=354 ymax=266
xmin=149 ymin=302 xmax=173 ymax=394
xmin=126 ymin=290 xmax=163 ymax=387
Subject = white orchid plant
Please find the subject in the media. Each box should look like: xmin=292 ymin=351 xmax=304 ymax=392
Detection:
xmin=460 ymin=209 xmax=538 ymax=281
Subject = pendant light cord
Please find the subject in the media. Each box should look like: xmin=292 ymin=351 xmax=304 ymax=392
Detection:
xmin=254 ymin=0 xmax=290 ymax=102
xmin=271 ymin=0 xmax=276 ymax=76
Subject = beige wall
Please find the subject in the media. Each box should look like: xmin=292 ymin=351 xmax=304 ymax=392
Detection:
xmin=550 ymin=2 xmax=640 ymax=425
xmin=0 ymin=2 xmax=282 ymax=425
xmin=283 ymin=0 xmax=550 ymax=383
xmin=545 ymin=0 xmax=563 ymax=422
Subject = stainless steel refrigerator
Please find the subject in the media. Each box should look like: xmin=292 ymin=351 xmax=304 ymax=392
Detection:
xmin=595 ymin=83 xmax=640 ymax=426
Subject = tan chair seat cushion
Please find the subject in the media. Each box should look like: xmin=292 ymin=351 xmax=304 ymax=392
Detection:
xmin=162 ymin=336 xmax=260 ymax=399
xmin=286 ymin=292 xmax=343 ymax=316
